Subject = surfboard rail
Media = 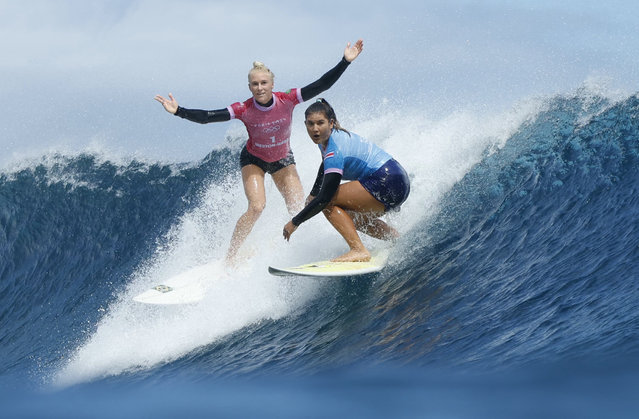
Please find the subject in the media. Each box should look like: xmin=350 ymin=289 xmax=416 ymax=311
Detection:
xmin=268 ymin=249 xmax=389 ymax=277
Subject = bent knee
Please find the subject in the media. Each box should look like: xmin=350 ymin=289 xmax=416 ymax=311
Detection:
xmin=321 ymin=204 xmax=338 ymax=217
xmin=247 ymin=200 xmax=266 ymax=216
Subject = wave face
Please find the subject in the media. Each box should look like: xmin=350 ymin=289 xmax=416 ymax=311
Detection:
xmin=2 ymin=92 xmax=639 ymax=416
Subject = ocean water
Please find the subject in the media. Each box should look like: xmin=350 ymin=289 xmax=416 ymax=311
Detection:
xmin=1 ymin=89 xmax=639 ymax=417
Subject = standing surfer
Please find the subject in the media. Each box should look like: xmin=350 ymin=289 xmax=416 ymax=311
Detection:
xmin=155 ymin=40 xmax=363 ymax=265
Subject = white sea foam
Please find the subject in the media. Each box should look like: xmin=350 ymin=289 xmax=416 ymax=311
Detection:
xmin=52 ymin=93 xmax=577 ymax=387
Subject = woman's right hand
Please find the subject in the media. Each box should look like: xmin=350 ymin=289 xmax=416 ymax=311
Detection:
xmin=283 ymin=220 xmax=297 ymax=242
xmin=154 ymin=93 xmax=178 ymax=114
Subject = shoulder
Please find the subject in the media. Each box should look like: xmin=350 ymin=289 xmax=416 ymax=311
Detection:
xmin=274 ymin=88 xmax=302 ymax=104
xmin=324 ymin=136 xmax=342 ymax=157
xmin=230 ymin=98 xmax=253 ymax=111
xmin=329 ymin=129 xmax=354 ymax=144
xmin=323 ymin=138 xmax=343 ymax=172
xmin=229 ymin=98 xmax=254 ymax=118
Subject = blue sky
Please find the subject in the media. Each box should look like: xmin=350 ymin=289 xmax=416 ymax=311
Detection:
xmin=1 ymin=0 xmax=639 ymax=166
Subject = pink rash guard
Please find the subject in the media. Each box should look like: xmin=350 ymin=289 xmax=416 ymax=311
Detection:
xmin=228 ymin=88 xmax=303 ymax=162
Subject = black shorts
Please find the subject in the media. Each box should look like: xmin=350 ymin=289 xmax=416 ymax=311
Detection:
xmin=239 ymin=145 xmax=296 ymax=174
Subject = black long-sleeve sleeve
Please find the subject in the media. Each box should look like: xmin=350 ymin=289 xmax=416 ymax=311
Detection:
xmin=292 ymin=170 xmax=342 ymax=226
xmin=174 ymin=106 xmax=231 ymax=124
xmin=173 ymin=56 xmax=350 ymax=123
xmin=300 ymin=57 xmax=351 ymax=101
xmin=309 ymin=163 xmax=325 ymax=196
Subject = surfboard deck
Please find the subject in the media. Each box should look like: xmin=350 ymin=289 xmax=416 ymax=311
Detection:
xmin=133 ymin=262 xmax=224 ymax=305
xmin=268 ymin=249 xmax=389 ymax=277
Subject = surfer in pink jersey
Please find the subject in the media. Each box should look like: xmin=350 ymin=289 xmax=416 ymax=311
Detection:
xmin=155 ymin=40 xmax=363 ymax=265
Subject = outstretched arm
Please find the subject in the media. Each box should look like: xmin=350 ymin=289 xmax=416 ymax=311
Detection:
xmin=300 ymin=39 xmax=364 ymax=101
xmin=154 ymin=93 xmax=231 ymax=124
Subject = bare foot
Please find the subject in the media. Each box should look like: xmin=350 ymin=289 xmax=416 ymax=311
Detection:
xmin=331 ymin=249 xmax=371 ymax=262
xmin=225 ymin=244 xmax=257 ymax=269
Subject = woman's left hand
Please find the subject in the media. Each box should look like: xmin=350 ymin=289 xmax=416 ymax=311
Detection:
xmin=283 ymin=221 xmax=297 ymax=241
xmin=344 ymin=39 xmax=364 ymax=62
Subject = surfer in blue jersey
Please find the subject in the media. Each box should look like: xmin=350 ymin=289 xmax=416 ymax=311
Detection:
xmin=283 ymin=99 xmax=410 ymax=262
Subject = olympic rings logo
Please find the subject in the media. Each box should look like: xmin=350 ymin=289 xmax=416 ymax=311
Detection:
xmin=263 ymin=125 xmax=281 ymax=134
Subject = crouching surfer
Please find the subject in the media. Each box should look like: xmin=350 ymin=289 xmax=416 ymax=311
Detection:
xmin=282 ymin=99 xmax=410 ymax=262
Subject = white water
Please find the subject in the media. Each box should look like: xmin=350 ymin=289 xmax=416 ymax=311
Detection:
xmin=54 ymin=97 xmax=547 ymax=387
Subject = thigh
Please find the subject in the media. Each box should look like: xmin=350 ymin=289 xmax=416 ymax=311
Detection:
xmin=331 ymin=181 xmax=386 ymax=215
xmin=271 ymin=164 xmax=302 ymax=193
xmin=271 ymin=164 xmax=304 ymax=211
xmin=241 ymin=164 xmax=266 ymax=205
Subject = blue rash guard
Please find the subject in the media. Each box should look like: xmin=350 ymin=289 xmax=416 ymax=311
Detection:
xmin=292 ymin=129 xmax=410 ymax=226
xmin=321 ymin=129 xmax=392 ymax=180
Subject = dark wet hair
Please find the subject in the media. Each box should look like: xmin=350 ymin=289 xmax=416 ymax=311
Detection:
xmin=305 ymin=98 xmax=349 ymax=134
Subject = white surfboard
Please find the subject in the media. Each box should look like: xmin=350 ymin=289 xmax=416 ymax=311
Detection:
xmin=268 ymin=249 xmax=389 ymax=277
xmin=133 ymin=262 xmax=224 ymax=305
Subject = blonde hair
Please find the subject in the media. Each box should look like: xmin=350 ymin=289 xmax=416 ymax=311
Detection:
xmin=248 ymin=61 xmax=275 ymax=82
